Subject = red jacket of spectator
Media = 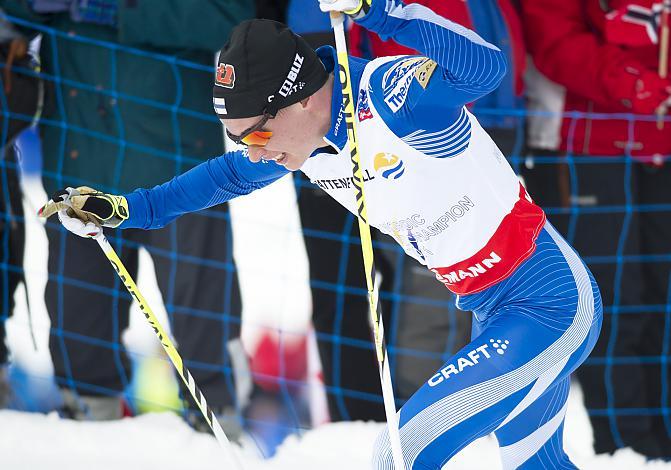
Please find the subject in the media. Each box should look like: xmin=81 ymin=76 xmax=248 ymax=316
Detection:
xmin=523 ymin=0 xmax=671 ymax=159
xmin=349 ymin=0 xmax=526 ymax=98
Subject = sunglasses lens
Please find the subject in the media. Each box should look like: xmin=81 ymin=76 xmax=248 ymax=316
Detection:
xmin=241 ymin=130 xmax=272 ymax=147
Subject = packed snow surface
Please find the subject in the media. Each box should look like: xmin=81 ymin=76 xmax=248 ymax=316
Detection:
xmin=1 ymin=405 xmax=670 ymax=470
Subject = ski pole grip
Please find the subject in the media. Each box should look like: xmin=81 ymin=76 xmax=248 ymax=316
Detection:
xmin=330 ymin=11 xmax=344 ymax=23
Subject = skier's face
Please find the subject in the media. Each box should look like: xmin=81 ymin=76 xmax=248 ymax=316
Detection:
xmin=223 ymin=77 xmax=333 ymax=171
xmin=224 ymin=102 xmax=321 ymax=171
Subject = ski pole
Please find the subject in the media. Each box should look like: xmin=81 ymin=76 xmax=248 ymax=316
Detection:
xmin=93 ymin=232 xmax=244 ymax=470
xmin=658 ymin=0 xmax=670 ymax=130
xmin=330 ymin=11 xmax=405 ymax=470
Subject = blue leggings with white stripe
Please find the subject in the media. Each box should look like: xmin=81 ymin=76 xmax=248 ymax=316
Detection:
xmin=373 ymin=223 xmax=603 ymax=469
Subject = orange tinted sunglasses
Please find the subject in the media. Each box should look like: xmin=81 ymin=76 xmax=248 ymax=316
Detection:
xmin=226 ymin=112 xmax=273 ymax=147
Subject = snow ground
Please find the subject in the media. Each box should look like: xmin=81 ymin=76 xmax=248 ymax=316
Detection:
xmin=0 ymin=386 xmax=669 ymax=470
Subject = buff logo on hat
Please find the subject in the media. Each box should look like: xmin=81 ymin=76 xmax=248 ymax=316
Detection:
xmin=279 ymin=53 xmax=304 ymax=97
xmin=215 ymin=63 xmax=236 ymax=88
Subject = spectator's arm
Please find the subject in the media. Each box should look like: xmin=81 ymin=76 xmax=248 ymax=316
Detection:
xmin=521 ymin=0 xmax=670 ymax=113
xmin=118 ymin=0 xmax=254 ymax=52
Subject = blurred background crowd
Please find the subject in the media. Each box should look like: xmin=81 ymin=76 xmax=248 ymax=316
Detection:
xmin=0 ymin=0 xmax=670 ymax=462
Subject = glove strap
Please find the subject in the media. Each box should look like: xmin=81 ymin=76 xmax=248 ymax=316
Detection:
xmin=344 ymin=0 xmax=371 ymax=19
xmin=81 ymin=193 xmax=129 ymax=228
xmin=106 ymin=194 xmax=129 ymax=228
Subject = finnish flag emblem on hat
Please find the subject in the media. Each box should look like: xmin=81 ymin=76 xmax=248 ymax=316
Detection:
xmin=213 ymin=97 xmax=227 ymax=116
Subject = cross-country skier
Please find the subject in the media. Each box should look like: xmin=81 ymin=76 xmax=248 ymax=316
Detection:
xmin=39 ymin=0 xmax=603 ymax=468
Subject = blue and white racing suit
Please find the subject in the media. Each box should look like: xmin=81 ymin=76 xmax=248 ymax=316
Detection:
xmin=121 ymin=0 xmax=603 ymax=468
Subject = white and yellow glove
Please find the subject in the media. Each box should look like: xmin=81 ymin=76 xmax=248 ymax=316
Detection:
xmin=38 ymin=186 xmax=129 ymax=238
xmin=318 ymin=0 xmax=371 ymax=18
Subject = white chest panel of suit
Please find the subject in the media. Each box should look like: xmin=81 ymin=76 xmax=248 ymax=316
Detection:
xmin=300 ymin=58 xmax=545 ymax=295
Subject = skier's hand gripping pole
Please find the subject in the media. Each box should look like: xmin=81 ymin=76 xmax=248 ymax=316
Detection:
xmin=38 ymin=186 xmax=129 ymax=238
xmin=328 ymin=10 xmax=405 ymax=470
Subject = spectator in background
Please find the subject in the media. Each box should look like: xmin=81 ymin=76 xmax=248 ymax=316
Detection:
xmin=522 ymin=0 xmax=671 ymax=459
xmin=0 ymin=12 xmax=40 ymax=408
xmin=1 ymin=0 xmax=253 ymax=436
xmin=348 ymin=0 xmax=528 ymax=397
xmin=255 ymin=0 xmax=396 ymax=423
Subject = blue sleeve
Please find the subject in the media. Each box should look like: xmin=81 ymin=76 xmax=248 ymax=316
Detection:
xmin=358 ymin=0 xmax=508 ymax=108
xmin=121 ymin=150 xmax=289 ymax=229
